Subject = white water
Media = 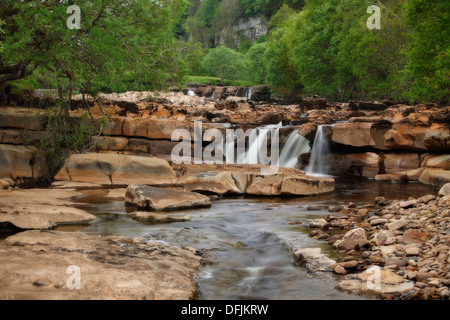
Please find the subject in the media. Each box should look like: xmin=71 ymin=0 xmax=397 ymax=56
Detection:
xmin=238 ymin=123 xmax=311 ymax=169
xmin=305 ymin=125 xmax=334 ymax=176
xmin=279 ymin=131 xmax=311 ymax=168
xmin=187 ymin=90 xmax=195 ymax=96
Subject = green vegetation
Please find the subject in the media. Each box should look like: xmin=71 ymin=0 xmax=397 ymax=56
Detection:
xmin=0 ymin=0 xmax=188 ymax=104
xmin=182 ymin=0 xmax=449 ymax=103
xmin=1 ymin=0 xmax=448 ymax=106
xmin=186 ymin=76 xmax=258 ymax=87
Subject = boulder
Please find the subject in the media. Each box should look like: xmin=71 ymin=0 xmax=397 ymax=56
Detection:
xmin=55 ymin=153 xmax=177 ymax=185
xmin=125 ymin=185 xmax=211 ymax=211
xmin=184 ymin=171 xmax=242 ymax=195
xmin=294 ymin=247 xmax=336 ymax=272
xmin=300 ymin=96 xmax=328 ymax=110
xmin=335 ymin=228 xmax=369 ymax=250
xmin=0 ymin=230 xmax=201 ymax=299
xmin=0 ymin=144 xmax=47 ymax=179
xmin=296 ymin=123 xmax=317 ymax=143
xmin=418 ymin=168 xmax=450 ymax=187
xmin=439 ymin=183 xmax=450 ymax=196
xmin=0 ymin=205 xmax=97 ymax=230
xmin=423 ymin=155 xmax=450 ymax=170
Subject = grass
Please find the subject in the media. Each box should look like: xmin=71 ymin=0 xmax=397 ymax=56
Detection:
xmin=185 ymin=75 xmax=259 ymax=87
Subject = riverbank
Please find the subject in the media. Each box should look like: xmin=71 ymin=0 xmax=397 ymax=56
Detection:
xmin=306 ymin=183 xmax=450 ymax=300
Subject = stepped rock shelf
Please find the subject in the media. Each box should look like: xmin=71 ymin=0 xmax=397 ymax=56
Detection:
xmin=55 ymin=153 xmax=335 ymax=197
xmin=0 ymin=90 xmax=449 ymax=300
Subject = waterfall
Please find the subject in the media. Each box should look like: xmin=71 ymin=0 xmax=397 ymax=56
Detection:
xmin=305 ymin=125 xmax=333 ymax=176
xmin=235 ymin=87 xmax=252 ymax=100
xmin=238 ymin=124 xmax=310 ymax=169
xmin=279 ymin=131 xmax=311 ymax=168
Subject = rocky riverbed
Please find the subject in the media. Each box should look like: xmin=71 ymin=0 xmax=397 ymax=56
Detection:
xmin=0 ymin=88 xmax=449 ymax=300
xmin=306 ymin=183 xmax=450 ymax=300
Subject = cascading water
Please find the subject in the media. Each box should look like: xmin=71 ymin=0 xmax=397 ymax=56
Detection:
xmin=237 ymin=123 xmax=311 ymax=169
xmin=305 ymin=125 xmax=333 ymax=176
xmin=279 ymin=131 xmax=311 ymax=168
xmin=187 ymin=90 xmax=195 ymax=97
xmin=235 ymin=87 xmax=252 ymax=100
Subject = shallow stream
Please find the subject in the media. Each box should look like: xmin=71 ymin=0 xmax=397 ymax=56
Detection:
xmin=61 ymin=178 xmax=438 ymax=300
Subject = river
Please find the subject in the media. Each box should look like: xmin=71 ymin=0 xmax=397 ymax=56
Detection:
xmin=60 ymin=178 xmax=438 ymax=300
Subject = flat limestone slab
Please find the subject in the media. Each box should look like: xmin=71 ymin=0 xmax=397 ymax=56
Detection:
xmin=0 ymin=230 xmax=201 ymax=300
xmin=125 ymin=185 xmax=211 ymax=211
xmin=0 ymin=189 xmax=97 ymax=230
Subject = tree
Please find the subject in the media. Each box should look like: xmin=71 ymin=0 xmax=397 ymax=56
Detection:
xmin=246 ymin=43 xmax=268 ymax=83
xmin=404 ymin=0 xmax=450 ymax=102
xmin=0 ymin=0 xmax=188 ymax=105
xmin=202 ymin=46 xmax=249 ymax=83
xmin=181 ymin=39 xmax=208 ymax=75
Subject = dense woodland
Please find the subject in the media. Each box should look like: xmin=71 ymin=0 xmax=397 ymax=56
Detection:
xmin=0 ymin=0 xmax=448 ymax=104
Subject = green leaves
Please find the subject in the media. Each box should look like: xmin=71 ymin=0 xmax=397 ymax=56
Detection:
xmin=0 ymin=0 xmax=189 ymax=99
xmin=202 ymin=46 xmax=249 ymax=82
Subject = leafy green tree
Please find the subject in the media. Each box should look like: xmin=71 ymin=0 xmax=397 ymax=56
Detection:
xmin=202 ymin=46 xmax=249 ymax=83
xmin=246 ymin=43 xmax=268 ymax=83
xmin=181 ymin=39 xmax=208 ymax=75
xmin=404 ymin=0 xmax=450 ymax=102
xmin=263 ymin=5 xmax=301 ymax=93
xmin=0 ymin=0 xmax=188 ymax=105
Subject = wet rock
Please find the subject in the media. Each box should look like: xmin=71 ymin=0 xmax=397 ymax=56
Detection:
xmin=335 ymin=228 xmax=369 ymax=250
xmin=294 ymin=247 xmax=336 ymax=273
xmin=125 ymin=185 xmax=211 ymax=211
xmin=127 ymin=211 xmax=191 ymax=223
xmin=335 ymin=265 xmax=347 ymax=274
xmin=309 ymin=219 xmax=330 ymax=230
